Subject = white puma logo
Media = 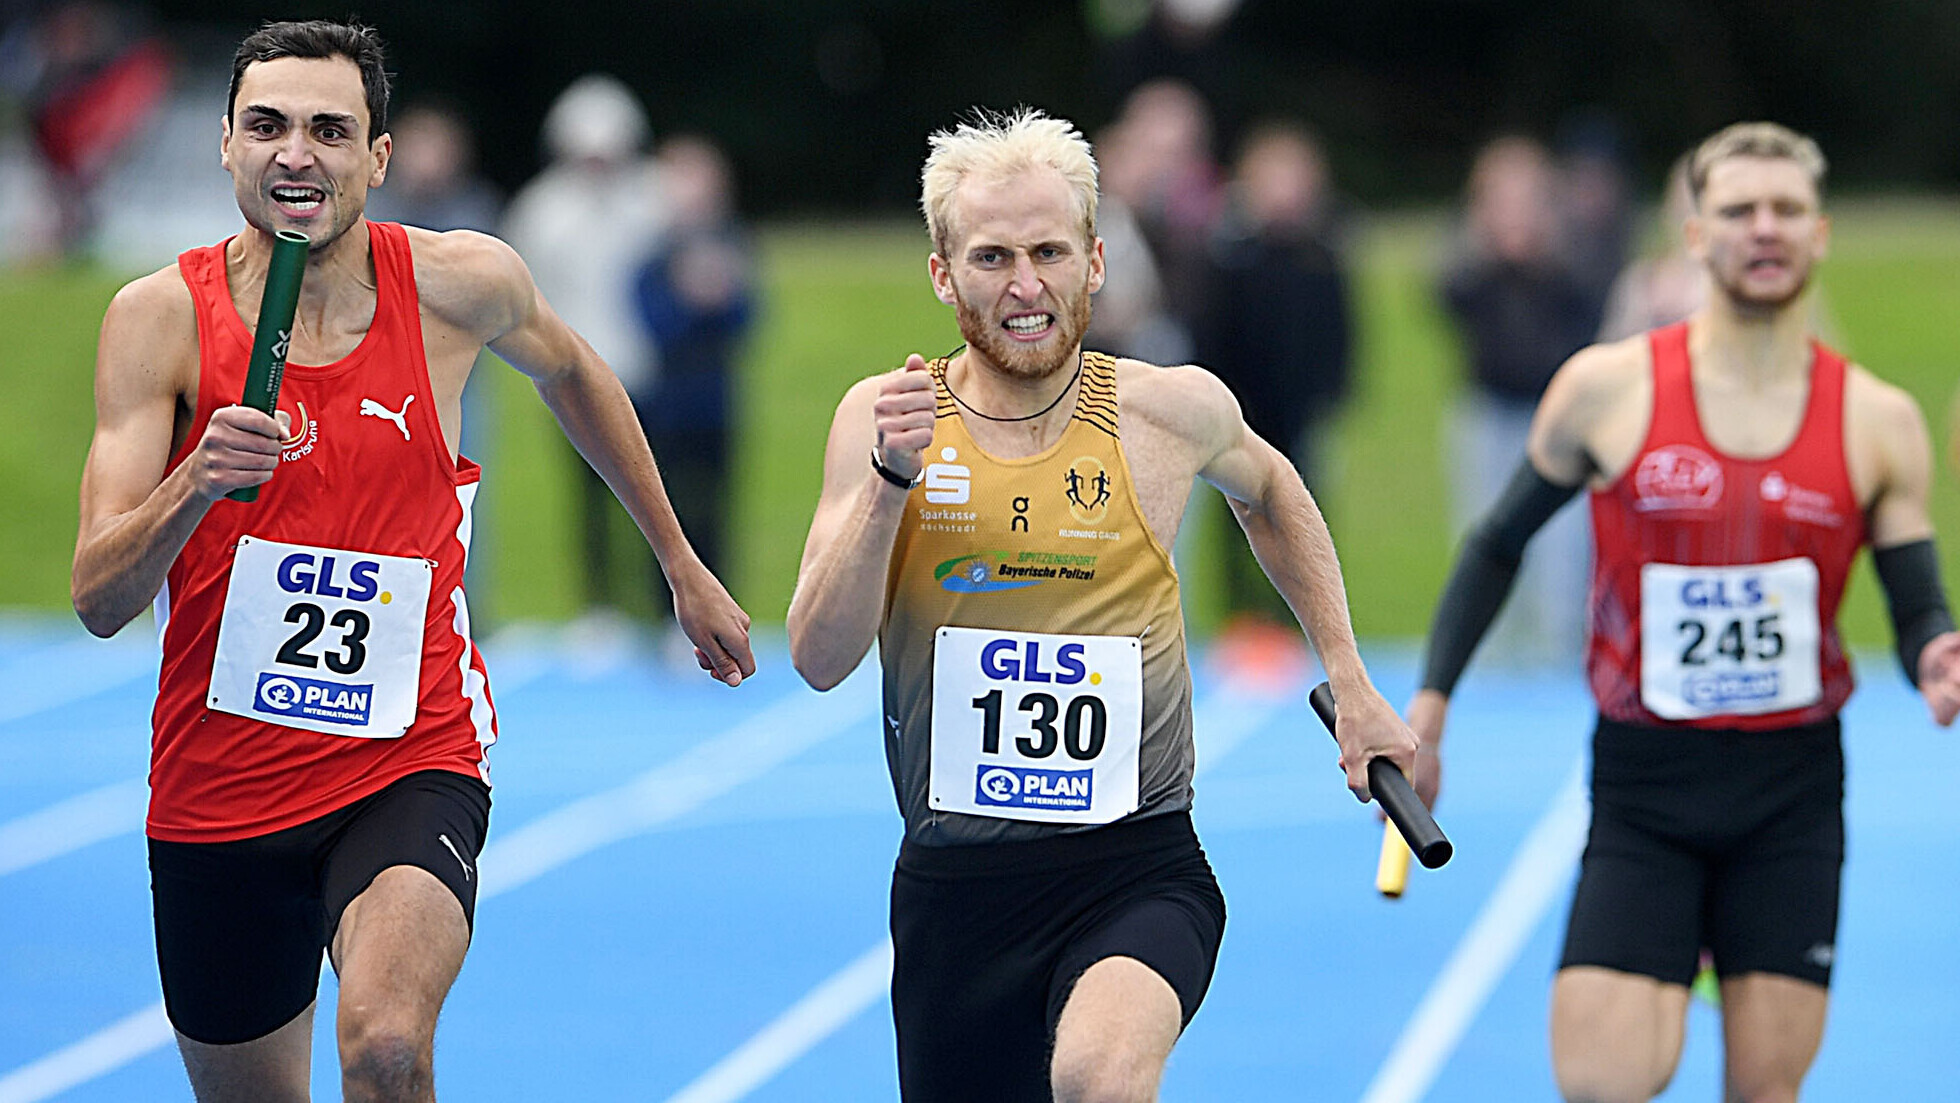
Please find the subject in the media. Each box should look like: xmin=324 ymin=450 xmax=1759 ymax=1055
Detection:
xmin=359 ymin=394 xmax=414 ymax=440
xmin=438 ymin=832 xmax=473 ymax=881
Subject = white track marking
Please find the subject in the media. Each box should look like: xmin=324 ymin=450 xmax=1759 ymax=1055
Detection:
xmin=0 ymin=1004 xmax=170 ymax=1103
xmin=0 ymin=779 xmax=148 ymax=878
xmin=0 ymin=672 xmax=868 ymax=1101
xmin=0 ymin=658 xmax=554 ymax=883
xmin=659 ymin=687 xmax=1288 ymax=1103
xmin=1359 ymin=759 xmax=1589 ymax=1103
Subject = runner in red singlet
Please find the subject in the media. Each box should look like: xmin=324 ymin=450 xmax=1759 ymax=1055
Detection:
xmin=1410 ymin=122 xmax=1960 ymax=1102
xmin=70 ymin=20 xmax=754 ymax=1101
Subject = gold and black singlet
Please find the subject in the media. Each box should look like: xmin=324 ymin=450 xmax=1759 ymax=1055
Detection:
xmin=879 ymin=351 xmax=1194 ymax=846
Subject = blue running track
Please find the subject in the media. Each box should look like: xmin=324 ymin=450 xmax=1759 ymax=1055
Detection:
xmin=2 ymin=614 xmax=1955 ymax=1100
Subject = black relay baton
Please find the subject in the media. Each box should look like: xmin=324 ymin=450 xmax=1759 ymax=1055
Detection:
xmin=227 ymin=229 xmax=309 ymax=503
xmin=1309 ymin=681 xmax=1453 ymax=869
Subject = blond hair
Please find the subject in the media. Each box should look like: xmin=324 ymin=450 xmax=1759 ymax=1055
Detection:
xmin=920 ymin=107 xmax=1099 ymax=258
xmin=1688 ymin=122 xmax=1827 ymax=206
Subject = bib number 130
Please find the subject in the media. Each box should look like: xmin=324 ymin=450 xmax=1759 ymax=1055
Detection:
xmin=971 ymin=687 xmax=1107 ymax=761
xmin=929 ymin=626 xmax=1142 ymax=824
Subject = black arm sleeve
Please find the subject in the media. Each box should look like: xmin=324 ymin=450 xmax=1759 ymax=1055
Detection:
xmin=1419 ymin=459 xmax=1584 ymax=695
xmin=1872 ymin=539 xmax=1956 ymax=687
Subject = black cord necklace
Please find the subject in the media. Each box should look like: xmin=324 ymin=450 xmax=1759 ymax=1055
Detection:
xmin=941 ymin=347 xmax=1084 ymax=423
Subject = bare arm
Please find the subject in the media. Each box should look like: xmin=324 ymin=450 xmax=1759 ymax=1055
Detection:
xmin=786 ymin=355 xmax=936 ymax=690
xmin=1149 ymin=365 xmax=1417 ymax=802
xmin=428 ymin=231 xmax=754 ymax=685
xmin=71 ymin=272 xmax=288 ymax=636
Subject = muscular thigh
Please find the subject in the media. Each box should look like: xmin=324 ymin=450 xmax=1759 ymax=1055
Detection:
xmin=1704 ymin=747 xmax=1843 ymax=986
xmin=150 ymin=828 xmax=332 ymax=1046
xmin=1559 ymin=803 xmax=1706 ymax=986
xmin=148 ymin=769 xmax=489 ymax=1047
xmin=322 ymin=769 xmax=490 ymax=959
xmin=888 ymin=814 xmax=1223 ymax=1103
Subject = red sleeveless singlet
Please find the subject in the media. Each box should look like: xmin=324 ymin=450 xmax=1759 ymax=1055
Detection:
xmin=149 ymin=221 xmax=496 ymax=842
xmin=1587 ymin=322 xmax=1865 ymax=730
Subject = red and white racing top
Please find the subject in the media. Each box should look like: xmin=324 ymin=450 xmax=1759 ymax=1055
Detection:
xmin=1587 ymin=321 xmax=1866 ymax=730
xmin=150 ymin=220 xmax=495 ymax=842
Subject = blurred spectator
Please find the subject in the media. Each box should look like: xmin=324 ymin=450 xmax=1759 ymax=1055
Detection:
xmin=17 ymin=1 xmax=171 ymax=255
xmin=628 ymin=133 xmax=756 ymax=621
xmin=1106 ymin=77 xmax=1226 ymax=361
xmin=1083 ymin=122 xmax=1185 ymax=364
xmin=1596 ymin=154 xmax=1707 ymax=342
xmin=502 ymin=74 xmax=669 ymax=629
xmin=1438 ymin=135 xmax=1597 ymax=665
xmin=1555 ymin=111 xmax=1635 ymax=330
xmin=369 ymin=100 xmax=507 ymax=619
xmin=365 ymin=99 xmax=501 ymax=234
xmin=1093 ymin=0 xmax=1246 ymax=142
xmin=1200 ymin=121 xmax=1354 ymax=631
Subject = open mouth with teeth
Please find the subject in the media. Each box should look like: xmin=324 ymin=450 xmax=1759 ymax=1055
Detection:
xmin=270 ymin=183 xmax=326 ymax=214
xmin=1003 ymin=312 xmax=1055 ymax=339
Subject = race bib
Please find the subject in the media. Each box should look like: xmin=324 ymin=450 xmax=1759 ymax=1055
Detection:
xmin=1640 ymin=557 xmax=1821 ymax=719
xmin=929 ymin=626 xmax=1142 ymax=824
xmin=207 ymin=536 xmax=431 ymax=738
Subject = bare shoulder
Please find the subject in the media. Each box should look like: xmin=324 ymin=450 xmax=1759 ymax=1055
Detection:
xmin=100 ymin=263 xmax=198 ymax=381
xmin=1111 ymin=356 xmax=1239 ymax=443
xmin=104 ymin=262 xmax=196 ymax=335
xmin=1844 ymin=361 xmax=1931 ymax=494
xmin=403 ymin=225 xmax=530 ymax=337
xmin=1844 ymin=361 xmax=1926 ymax=434
xmin=1547 ymin=334 xmax=1648 ymax=407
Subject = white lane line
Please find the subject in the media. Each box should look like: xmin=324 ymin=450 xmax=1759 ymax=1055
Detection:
xmin=0 ymin=1004 xmax=170 ymax=1103
xmin=1358 ymin=759 xmax=1589 ymax=1103
xmin=477 ymin=676 xmax=876 ymax=898
xmin=665 ymin=940 xmax=897 ymax=1103
xmin=0 ymin=659 xmax=558 ymax=883
xmin=0 ymin=673 xmax=871 ymax=1103
xmin=0 ymin=640 xmax=156 ymax=729
xmin=0 ymin=779 xmax=148 ymax=879
xmin=659 ymin=686 xmax=1289 ymax=1103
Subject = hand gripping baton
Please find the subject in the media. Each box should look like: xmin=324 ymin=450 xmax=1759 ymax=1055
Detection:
xmin=227 ymin=229 xmax=309 ymax=503
xmin=1308 ymin=681 xmax=1453 ymax=870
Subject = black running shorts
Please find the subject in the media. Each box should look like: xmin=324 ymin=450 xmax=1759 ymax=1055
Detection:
xmin=149 ymin=768 xmax=491 ymax=1045
xmin=1559 ymin=715 xmax=1843 ymax=988
xmin=889 ymin=810 xmax=1226 ymax=1103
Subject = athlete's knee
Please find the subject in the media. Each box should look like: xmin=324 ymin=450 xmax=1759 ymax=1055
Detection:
xmin=339 ymin=1016 xmax=432 ymax=1102
xmin=1724 ymin=1069 xmax=1801 ymax=1103
xmin=1050 ymin=1049 xmax=1159 ymax=1103
xmin=1554 ymin=1042 xmax=1677 ymax=1103
xmin=1555 ymin=1063 xmax=1673 ymax=1103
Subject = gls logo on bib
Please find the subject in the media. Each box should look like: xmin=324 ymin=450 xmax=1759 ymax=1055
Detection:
xmin=248 ymin=551 xmax=389 ymax=723
xmin=929 ymin=627 xmax=1142 ymax=824
xmin=208 ymin=537 xmax=431 ymax=738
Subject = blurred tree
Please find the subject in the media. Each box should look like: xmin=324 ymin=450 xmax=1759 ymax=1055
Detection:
xmin=146 ymin=0 xmax=1960 ymax=214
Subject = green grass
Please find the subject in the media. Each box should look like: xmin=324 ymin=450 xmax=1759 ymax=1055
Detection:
xmin=0 ymin=264 xmax=124 ymax=609
xmin=11 ymin=198 xmax=1960 ymax=652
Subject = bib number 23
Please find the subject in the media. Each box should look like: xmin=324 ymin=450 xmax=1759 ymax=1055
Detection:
xmin=208 ymin=536 xmax=431 ymax=738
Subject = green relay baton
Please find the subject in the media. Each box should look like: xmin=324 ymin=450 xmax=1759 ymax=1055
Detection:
xmin=227 ymin=229 xmax=310 ymax=503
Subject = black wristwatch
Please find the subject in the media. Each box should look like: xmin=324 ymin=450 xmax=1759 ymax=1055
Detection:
xmin=871 ymin=449 xmax=922 ymax=489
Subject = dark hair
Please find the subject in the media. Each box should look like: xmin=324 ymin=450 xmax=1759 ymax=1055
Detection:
xmin=228 ymin=20 xmax=391 ymax=141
